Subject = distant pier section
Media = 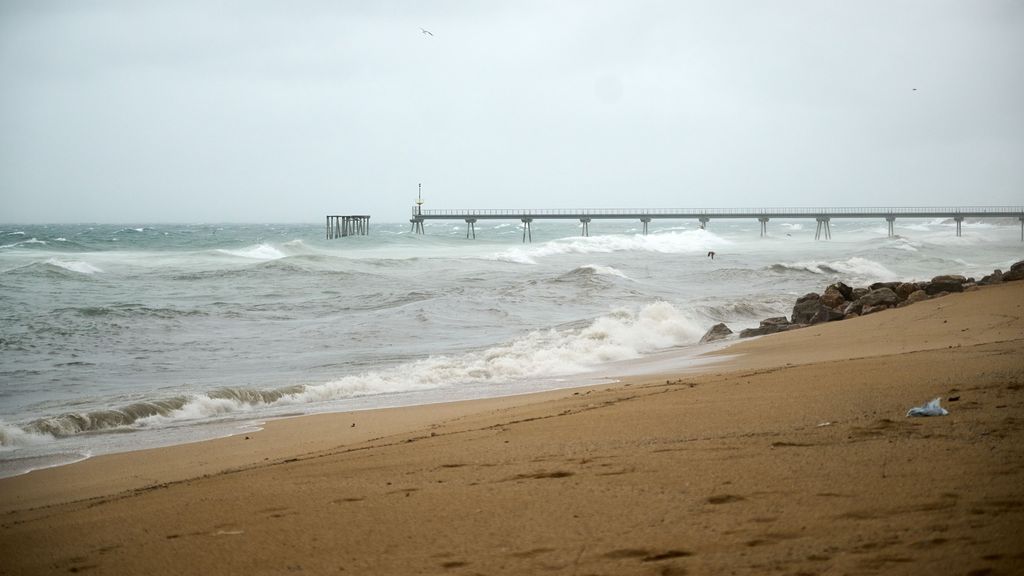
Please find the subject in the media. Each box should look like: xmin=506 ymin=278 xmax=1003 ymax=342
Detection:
xmin=409 ymin=206 xmax=1024 ymax=242
xmin=326 ymin=215 xmax=370 ymax=239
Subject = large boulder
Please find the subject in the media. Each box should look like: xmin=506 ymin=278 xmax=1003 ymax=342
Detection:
xmin=978 ymin=270 xmax=1003 ymax=285
xmin=860 ymin=287 xmax=899 ymax=307
xmin=791 ymin=294 xmax=822 ymax=324
xmin=844 ymin=287 xmax=899 ymax=315
xmin=699 ymin=323 xmax=733 ymax=344
xmin=870 ymin=281 xmax=900 ymax=291
xmin=828 ymin=282 xmax=854 ymax=301
xmin=739 ymin=316 xmax=791 ymax=338
xmin=851 ymin=287 xmax=870 ymax=300
xmin=861 ymin=303 xmax=889 ymax=316
xmin=895 ymin=282 xmax=920 ymax=300
xmin=820 ymin=286 xmax=846 ymax=310
xmin=809 ymin=305 xmax=845 ymax=324
xmin=925 ymin=275 xmax=965 ymax=295
xmin=1003 ymin=261 xmax=1024 ymax=282
xmin=896 ymin=289 xmax=929 ymax=308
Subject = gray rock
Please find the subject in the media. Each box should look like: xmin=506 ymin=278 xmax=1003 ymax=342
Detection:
xmin=860 ymin=287 xmax=899 ymax=307
xmin=795 ymin=292 xmax=820 ymax=304
xmin=896 ymin=289 xmax=929 ymax=308
xmin=978 ymin=270 xmax=1002 ymax=285
xmin=851 ymin=287 xmax=870 ymax=300
xmin=791 ymin=295 xmax=823 ymax=324
xmin=739 ymin=316 xmax=791 ymax=338
xmin=820 ymin=287 xmax=846 ymax=310
xmin=924 ymin=277 xmax=964 ymax=295
xmin=895 ymin=282 xmax=920 ymax=300
xmin=809 ymin=305 xmax=845 ymax=324
xmin=844 ymin=287 xmax=898 ymax=315
xmin=699 ymin=323 xmax=733 ymax=344
xmin=870 ymin=281 xmax=900 ymax=291
xmin=828 ymin=282 xmax=854 ymax=300
xmin=1004 ymin=264 xmax=1024 ymax=282
xmin=861 ymin=303 xmax=890 ymax=316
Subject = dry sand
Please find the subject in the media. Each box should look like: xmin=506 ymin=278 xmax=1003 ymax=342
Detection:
xmin=2 ymin=282 xmax=1022 ymax=575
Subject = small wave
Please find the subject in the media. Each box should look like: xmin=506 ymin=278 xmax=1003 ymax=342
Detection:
xmin=559 ymin=264 xmax=633 ymax=282
xmin=0 ymin=238 xmax=47 ymax=249
xmin=45 ymin=258 xmax=103 ymax=274
xmin=59 ymin=304 xmax=205 ymax=319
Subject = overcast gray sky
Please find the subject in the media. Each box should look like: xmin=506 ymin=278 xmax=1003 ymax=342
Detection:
xmin=1 ymin=1 xmax=1022 ymax=223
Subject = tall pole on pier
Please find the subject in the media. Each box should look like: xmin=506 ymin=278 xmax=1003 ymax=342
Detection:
xmin=411 ymin=183 xmax=426 ymax=234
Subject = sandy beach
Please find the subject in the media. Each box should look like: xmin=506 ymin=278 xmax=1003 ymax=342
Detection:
xmin=2 ymin=281 xmax=1022 ymax=575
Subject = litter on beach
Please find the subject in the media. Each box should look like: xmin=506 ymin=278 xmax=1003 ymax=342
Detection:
xmin=906 ymin=397 xmax=949 ymax=417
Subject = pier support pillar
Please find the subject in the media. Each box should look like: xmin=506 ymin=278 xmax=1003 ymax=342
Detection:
xmin=814 ymin=217 xmax=832 ymax=240
xmin=699 ymin=217 xmax=709 ymax=230
xmin=521 ymin=218 xmax=533 ymax=243
xmin=955 ymin=216 xmax=964 ymax=237
xmin=758 ymin=217 xmax=769 ymax=237
xmin=580 ymin=218 xmax=591 ymax=237
xmin=886 ymin=216 xmax=896 ymax=238
xmin=1020 ymin=216 xmax=1023 ymax=242
xmin=640 ymin=217 xmax=651 ymax=236
xmin=410 ymin=217 xmax=424 ymax=234
xmin=465 ymin=218 xmax=477 ymax=239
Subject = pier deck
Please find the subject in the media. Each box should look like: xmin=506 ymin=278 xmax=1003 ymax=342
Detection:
xmin=409 ymin=206 xmax=1024 ymax=241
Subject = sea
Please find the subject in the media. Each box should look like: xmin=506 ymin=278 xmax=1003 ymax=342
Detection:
xmin=1 ymin=217 xmax=1021 ymax=477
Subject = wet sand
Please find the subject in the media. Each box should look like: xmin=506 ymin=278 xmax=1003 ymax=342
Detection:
xmin=2 ymin=281 xmax=1022 ymax=575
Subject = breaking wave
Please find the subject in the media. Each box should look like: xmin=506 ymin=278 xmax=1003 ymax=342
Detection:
xmin=489 ymin=230 xmax=731 ymax=264
xmin=0 ymin=301 xmax=703 ymax=444
xmin=768 ymin=256 xmax=897 ymax=283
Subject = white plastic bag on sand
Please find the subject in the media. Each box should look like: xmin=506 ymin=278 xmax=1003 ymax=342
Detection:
xmin=906 ymin=397 xmax=949 ymax=417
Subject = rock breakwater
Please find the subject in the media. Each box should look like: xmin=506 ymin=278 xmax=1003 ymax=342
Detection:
xmin=698 ymin=260 xmax=1024 ymax=342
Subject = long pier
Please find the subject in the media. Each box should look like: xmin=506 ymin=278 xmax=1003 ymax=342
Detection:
xmin=410 ymin=206 xmax=1024 ymax=242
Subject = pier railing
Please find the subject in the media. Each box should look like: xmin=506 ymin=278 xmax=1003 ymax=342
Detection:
xmin=416 ymin=206 xmax=1023 ymax=217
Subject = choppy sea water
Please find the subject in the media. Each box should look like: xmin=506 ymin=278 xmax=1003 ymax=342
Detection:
xmin=1 ymin=218 xmax=1021 ymax=476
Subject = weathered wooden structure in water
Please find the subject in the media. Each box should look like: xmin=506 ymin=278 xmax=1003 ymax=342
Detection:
xmin=409 ymin=206 xmax=1024 ymax=242
xmin=326 ymin=215 xmax=370 ymax=239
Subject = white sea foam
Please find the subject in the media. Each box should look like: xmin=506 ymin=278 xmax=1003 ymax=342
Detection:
xmin=292 ymin=301 xmax=703 ymax=403
xmin=0 ymin=422 xmax=54 ymax=448
xmin=489 ymin=230 xmax=731 ymax=264
xmin=218 ymin=243 xmax=288 ymax=260
xmin=579 ymin=264 xmax=633 ymax=280
xmin=45 ymin=258 xmax=103 ymax=274
xmin=783 ymin=256 xmax=897 ymax=283
xmin=55 ymin=301 xmax=705 ymax=430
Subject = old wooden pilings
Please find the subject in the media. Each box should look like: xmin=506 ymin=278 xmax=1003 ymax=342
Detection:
xmin=326 ymin=215 xmax=370 ymax=239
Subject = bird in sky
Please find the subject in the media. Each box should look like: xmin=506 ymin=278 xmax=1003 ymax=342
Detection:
xmin=420 ymin=27 xmax=434 ymax=36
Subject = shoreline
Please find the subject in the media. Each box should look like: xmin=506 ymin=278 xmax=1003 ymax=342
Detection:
xmin=2 ymin=281 xmax=1022 ymax=574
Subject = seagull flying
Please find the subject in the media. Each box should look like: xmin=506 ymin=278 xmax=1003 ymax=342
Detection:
xmin=420 ymin=27 xmax=434 ymax=36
